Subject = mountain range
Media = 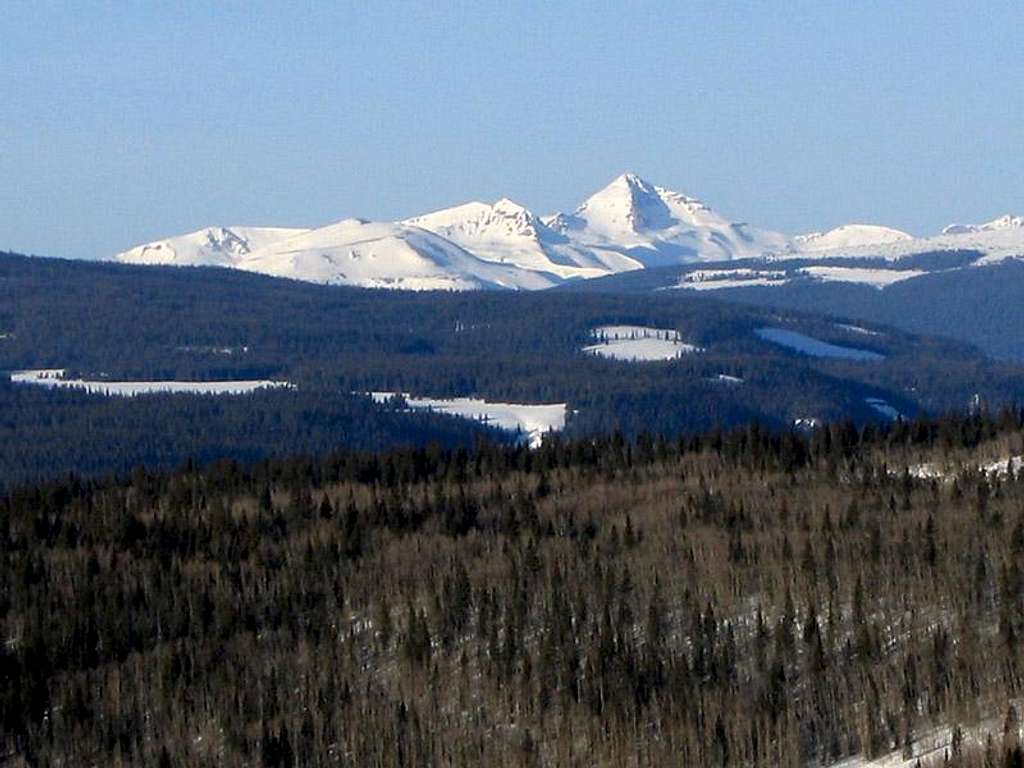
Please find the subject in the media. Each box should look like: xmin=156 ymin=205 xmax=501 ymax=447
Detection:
xmin=112 ymin=172 xmax=1024 ymax=290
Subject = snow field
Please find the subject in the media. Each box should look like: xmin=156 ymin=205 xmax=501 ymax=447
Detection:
xmin=581 ymin=325 xmax=703 ymax=361
xmin=755 ymin=327 xmax=884 ymax=361
xmin=10 ymin=369 xmax=292 ymax=397
xmin=369 ymin=392 xmax=566 ymax=448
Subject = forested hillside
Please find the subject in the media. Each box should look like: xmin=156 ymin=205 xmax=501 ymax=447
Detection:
xmin=5 ymin=411 xmax=1024 ymax=765
xmin=560 ymin=253 xmax=1024 ymax=361
xmin=5 ymin=251 xmax=1024 ymax=488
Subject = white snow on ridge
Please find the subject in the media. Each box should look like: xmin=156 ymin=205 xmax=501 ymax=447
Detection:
xmin=115 ymin=226 xmax=308 ymax=268
xmin=781 ymin=217 xmax=1024 ymax=263
xmin=235 ymin=219 xmax=554 ymax=291
xmin=792 ymin=224 xmax=913 ymax=253
xmin=405 ymin=198 xmax=617 ymax=280
xmin=10 ymin=369 xmax=291 ymax=396
xmin=369 ymin=392 xmax=566 ymax=448
xmin=943 ymin=213 xmax=1024 ymax=235
xmin=106 ymin=176 xmax=1024 ymax=290
xmin=582 ymin=325 xmax=703 ymax=361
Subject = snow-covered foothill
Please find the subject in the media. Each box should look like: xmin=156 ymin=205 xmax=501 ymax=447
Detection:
xmin=10 ymin=369 xmax=291 ymax=397
xmin=784 ymin=213 xmax=1024 ymax=263
xmin=369 ymin=392 xmax=566 ymax=448
xmin=792 ymin=224 xmax=914 ymax=253
xmin=581 ymin=325 xmax=703 ymax=361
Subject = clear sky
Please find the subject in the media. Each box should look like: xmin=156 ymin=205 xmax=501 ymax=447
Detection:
xmin=2 ymin=0 xmax=1021 ymax=259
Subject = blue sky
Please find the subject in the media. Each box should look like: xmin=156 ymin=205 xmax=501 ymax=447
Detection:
xmin=1 ymin=1 xmax=1021 ymax=258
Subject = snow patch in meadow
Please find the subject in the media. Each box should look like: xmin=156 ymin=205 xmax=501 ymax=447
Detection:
xmin=674 ymin=268 xmax=788 ymax=291
xmin=793 ymin=417 xmax=822 ymax=431
xmin=837 ymin=323 xmax=881 ymax=336
xmin=865 ymin=397 xmax=903 ymax=421
xmin=582 ymin=325 xmax=703 ymax=361
xmin=797 ymin=265 xmax=925 ymax=288
xmin=756 ymin=327 xmax=884 ymax=361
xmin=10 ymin=369 xmax=291 ymax=396
xmin=370 ymin=392 xmax=566 ymax=448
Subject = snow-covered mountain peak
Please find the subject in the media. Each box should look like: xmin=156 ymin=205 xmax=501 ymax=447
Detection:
xmin=574 ymin=172 xmax=675 ymax=234
xmin=109 ymin=174 xmax=1021 ymax=291
xmin=406 ymin=197 xmax=542 ymax=241
xmin=115 ymin=225 xmax=309 ymax=268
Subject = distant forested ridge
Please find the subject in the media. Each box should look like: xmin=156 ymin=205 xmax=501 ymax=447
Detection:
xmin=4 ymin=251 xmax=1024 ymax=488
xmin=560 ymin=252 xmax=1024 ymax=361
xmin=4 ymin=411 xmax=1024 ymax=764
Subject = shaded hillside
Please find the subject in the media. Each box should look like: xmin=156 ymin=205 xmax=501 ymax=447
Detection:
xmin=558 ymin=254 xmax=1024 ymax=360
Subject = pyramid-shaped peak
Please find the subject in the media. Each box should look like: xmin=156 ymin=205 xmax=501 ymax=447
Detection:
xmin=575 ymin=172 xmax=678 ymax=232
xmin=604 ymin=172 xmax=658 ymax=195
xmin=492 ymin=197 xmax=533 ymax=216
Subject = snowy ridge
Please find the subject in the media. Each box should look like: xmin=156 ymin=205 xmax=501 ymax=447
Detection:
xmin=792 ymin=224 xmax=913 ymax=252
xmin=405 ymin=198 xmax=612 ymax=281
xmin=233 ymin=218 xmax=553 ymax=291
xmin=780 ymin=214 xmax=1024 ymax=263
xmin=108 ymin=175 xmax=1024 ymax=290
xmin=116 ymin=226 xmax=308 ymax=268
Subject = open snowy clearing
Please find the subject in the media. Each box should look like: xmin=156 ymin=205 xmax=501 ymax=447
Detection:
xmin=755 ymin=327 xmax=884 ymax=361
xmin=865 ymin=397 xmax=903 ymax=421
xmin=715 ymin=374 xmax=744 ymax=385
xmin=369 ymin=392 xmax=566 ymax=448
xmin=10 ymin=369 xmax=292 ymax=397
xmin=798 ymin=265 xmax=926 ymax=287
xmin=673 ymin=268 xmax=788 ymax=290
xmin=837 ymin=323 xmax=882 ymax=336
xmin=582 ymin=325 xmax=702 ymax=361
xmin=674 ymin=265 xmax=926 ymax=291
